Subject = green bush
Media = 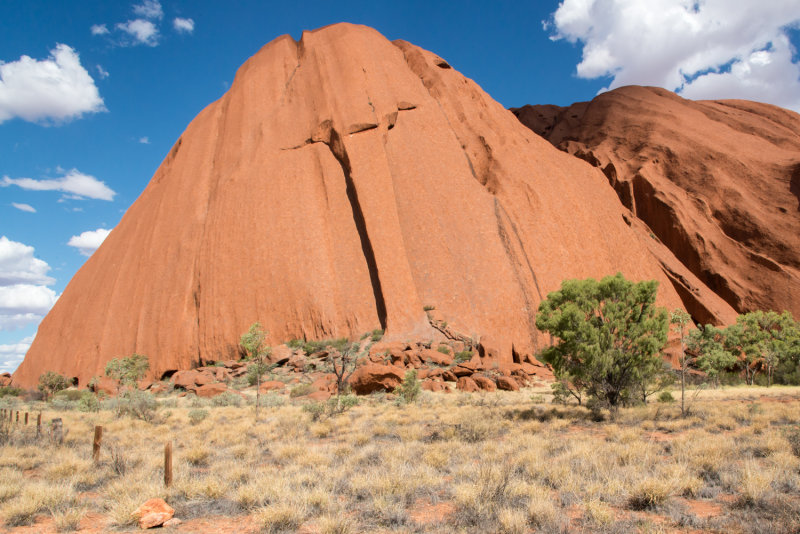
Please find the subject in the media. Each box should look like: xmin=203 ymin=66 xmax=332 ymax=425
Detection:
xmin=54 ymin=389 xmax=84 ymax=402
xmin=303 ymin=394 xmax=360 ymax=421
xmin=246 ymin=362 xmax=270 ymax=386
xmin=37 ymin=371 xmax=71 ymax=401
xmin=454 ymin=351 xmax=473 ymax=363
xmin=371 ymin=329 xmax=384 ymax=342
xmin=78 ymin=392 xmax=100 ymax=412
xmin=107 ymin=390 xmax=158 ymax=422
xmin=396 ymin=370 xmax=421 ymax=404
xmin=0 ymin=386 xmax=22 ymax=398
xmin=188 ymin=408 xmax=209 ymax=425
xmin=437 ymin=345 xmax=451 ymax=355
xmin=289 ymin=383 xmax=314 ymax=398
xmin=210 ymin=391 xmax=242 ymax=407
xmin=657 ymin=391 xmax=675 ymax=404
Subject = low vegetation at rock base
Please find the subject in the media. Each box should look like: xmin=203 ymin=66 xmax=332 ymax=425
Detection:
xmin=1 ymin=384 xmax=799 ymax=533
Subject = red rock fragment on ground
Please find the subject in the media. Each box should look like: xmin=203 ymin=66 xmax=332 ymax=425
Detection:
xmin=195 ymin=383 xmax=228 ymax=397
xmin=456 ymin=376 xmax=479 ymax=392
xmin=473 ymin=375 xmax=497 ymax=392
xmin=496 ymin=376 xmax=520 ymax=391
xmin=134 ymin=498 xmax=174 ymax=529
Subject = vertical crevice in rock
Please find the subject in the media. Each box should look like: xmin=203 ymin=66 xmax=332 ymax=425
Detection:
xmin=494 ymin=199 xmax=539 ymax=349
xmin=324 ymin=127 xmax=388 ymax=330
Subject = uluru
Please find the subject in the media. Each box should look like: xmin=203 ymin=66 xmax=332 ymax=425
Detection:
xmin=10 ymin=24 xmax=798 ymax=388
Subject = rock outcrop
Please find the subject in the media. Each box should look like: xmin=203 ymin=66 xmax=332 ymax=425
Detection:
xmin=513 ymin=86 xmax=799 ymax=323
xmin=14 ymin=24 xmax=686 ymax=387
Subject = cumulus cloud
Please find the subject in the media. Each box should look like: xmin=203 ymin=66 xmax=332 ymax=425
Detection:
xmin=0 ymin=44 xmax=106 ymax=124
xmin=173 ymin=17 xmax=195 ymax=34
xmin=133 ymin=0 xmax=163 ymax=20
xmin=2 ymin=168 xmax=116 ymax=201
xmin=0 ymin=236 xmax=54 ymax=286
xmin=91 ymin=24 xmax=109 ymax=35
xmin=0 ymin=334 xmax=34 ymax=373
xmin=116 ymin=19 xmax=159 ymax=46
xmin=96 ymin=65 xmax=109 ymax=79
xmin=549 ymin=0 xmax=800 ymax=111
xmin=67 ymin=228 xmax=111 ymax=256
xmin=0 ymin=237 xmax=57 ymax=332
xmin=11 ymin=203 xmax=35 ymax=213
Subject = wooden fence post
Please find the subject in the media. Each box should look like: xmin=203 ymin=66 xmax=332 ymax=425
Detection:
xmin=164 ymin=441 xmax=173 ymax=487
xmin=93 ymin=426 xmax=103 ymax=463
xmin=36 ymin=412 xmax=42 ymax=436
xmin=24 ymin=412 xmax=28 ymax=425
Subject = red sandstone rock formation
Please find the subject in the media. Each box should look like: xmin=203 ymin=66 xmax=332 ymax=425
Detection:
xmin=513 ymin=86 xmax=799 ymax=323
xmin=13 ymin=24 xmax=687 ymax=387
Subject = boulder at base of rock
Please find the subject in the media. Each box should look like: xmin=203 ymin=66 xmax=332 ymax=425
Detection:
xmin=171 ymin=370 xmax=200 ymax=390
xmin=420 ymin=348 xmax=453 ymax=366
xmin=473 ymin=375 xmax=497 ymax=392
xmin=0 ymin=373 xmax=11 ymax=387
xmin=456 ymin=376 xmax=480 ymax=392
xmin=349 ymin=364 xmax=405 ymax=394
xmin=496 ymin=376 xmax=520 ymax=391
xmin=268 ymin=344 xmax=292 ymax=365
xmin=422 ymin=380 xmax=448 ymax=392
xmin=195 ymin=383 xmax=228 ymax=398
xmin=134 ymin=498 xmax=174 ymax=529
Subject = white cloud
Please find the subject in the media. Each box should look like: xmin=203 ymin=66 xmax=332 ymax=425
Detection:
xmin=91 ymin=24 xmax=110 ymax=36
xmin=133 ymin=0 xmax=163 ymax=20
xmin=549 ymin=0 xmax=800 ymax=111
xmin=0 ymin=237 xmax=57 ymax=332
xmin=11 ymin=203 xmax=35 ymax=213
xmin=0 ymin=285 xmax=58 ymax=316
xmin=173 ymin=17 xmax=195 ymax=34
xmin=2 ymin=168 xmax=116 ymax=201
xmin=0 ymin=44 xmax=106 ymax=124
xmin=116 ymin=19 xmax=159 ymax=47
xmin=0 ymin=334 xmax=34 ymax=373
xmin=67 ymin=228 xmax=111 ymax=256
xmin=0 ymin=236 xmax=54 ymax=286
xmin=96 ymin=65 xmax=109 ymax=79
xmin=138 ymin=136 xmax=150 ymax=144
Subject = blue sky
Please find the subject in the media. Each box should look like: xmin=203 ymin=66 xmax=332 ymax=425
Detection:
xmin=2 ymin=0 xmax=799 ymax=372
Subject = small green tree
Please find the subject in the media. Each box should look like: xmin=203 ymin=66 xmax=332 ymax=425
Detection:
xmin=670 ymin=309 xmax=692 ymax=416
xmin=396 ymin=369 xmax=421 ymax=404
xmin=327 ymin=339 xmax=369 ymax=395
xmin=38 ymin=371 xmax=70 ymax=401
xmin=105 ymin=353 xmax=149 ymax=393
xmin=687 ymin=324 xmax=738 ymax=387
xmin=535 ymin=273 xmax=669 ymax=415
xmin=240 ymin=322 xmax=270 ymax=417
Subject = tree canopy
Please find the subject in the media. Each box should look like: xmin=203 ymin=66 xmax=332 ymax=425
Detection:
xmin=535 ymin=273 xmax=669 ymax=412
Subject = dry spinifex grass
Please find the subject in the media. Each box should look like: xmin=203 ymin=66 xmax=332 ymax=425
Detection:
xmin=0 ymin=386 xmax=798 ymax=533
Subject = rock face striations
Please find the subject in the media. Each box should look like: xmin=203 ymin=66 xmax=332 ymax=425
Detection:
xmin=14 ymin=24 xmax=687 ymax=387
xmin=513 ymin=86 xmax=799 ymax=324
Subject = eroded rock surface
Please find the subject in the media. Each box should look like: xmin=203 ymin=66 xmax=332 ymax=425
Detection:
xmin=513 ymin=86 xmax=800 ymax=322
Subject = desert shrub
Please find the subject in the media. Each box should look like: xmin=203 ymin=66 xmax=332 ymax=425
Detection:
xmin=188 ymin=408 xmax=209 ymax=425
xmin=396 ymin=370 xmax=421 ymax=404
xmin=370 ymin=329 xmax=384 ymax=342
xmin=289 ymin=384 xmax=314 ymax=398
xmin=658 ymin=391 xmax=676 ymax=403
xmin=628 ymin=478 xmax=673 ymax=510
xmin=454 ymin=350 xmax=472 ymax=363
xmin=0 ymin=386 xmax=22 ymax=398
xmin=104 ymin=353 xmax=149 ymax=388
xmin=211 ymin=391 xmax=242 ymax=407
xmin=108 ymin=390 xmax=158 ymax=422
xmin=38 ymin=371 xmax=71 ymax=401
xmin=303 ymin=395 xmax=360 ymax=421
xmin=256 ymin=393 xmax=287 ymax=408
xmin=54 ymin=389 xmax=83 ymax=402
xmin=437 ymin=345 xmax=451 ymax=355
